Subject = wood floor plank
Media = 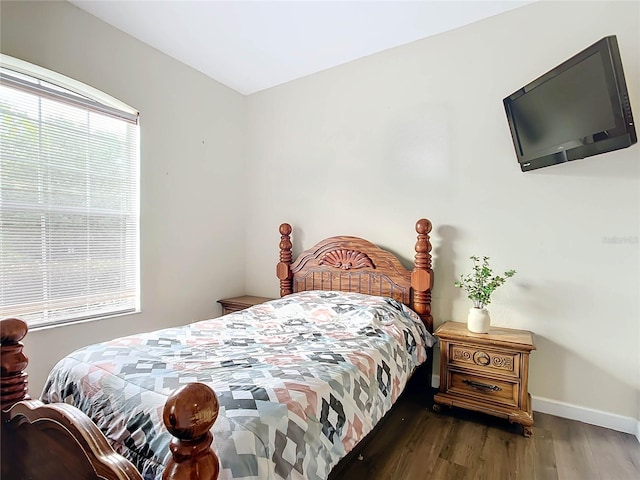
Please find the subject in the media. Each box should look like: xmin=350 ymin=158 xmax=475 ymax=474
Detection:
xmin=430 ymin=457 xmax=470 ymax=480
xmin=583 ymin=420 xmax=640 ymax=479
xmin=549 ymin=415 xmax=601 ymax=479
xmin=527 ymin=422 xmax=559 ymax=480
xmin=472 ymin=428 xmax=518 ymax=480
xmin=332 ymin=386 xmax=640 ymax=480
xmin=438 ymin=416 xmax=489 ymax=470
xmin=403 ymin=413 xmax=456 ymax=477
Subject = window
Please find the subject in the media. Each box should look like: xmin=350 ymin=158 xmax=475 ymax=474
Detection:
xmin=0 ymin=56 xmax=139 ymax=328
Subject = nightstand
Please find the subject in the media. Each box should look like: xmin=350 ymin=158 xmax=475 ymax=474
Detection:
xmin=217 ymin=295 xmax=274 ymax=315
xmin=433 ymin=321 xmax=536 ymax=437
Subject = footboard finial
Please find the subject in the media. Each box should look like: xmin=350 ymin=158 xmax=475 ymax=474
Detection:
xmin=1 ymin=318 xmax=30 ymax=412
xmin=162 ymin=382 xmax=220 ymax=480
xmin=277 ymin=223 xmax=293 ymax=297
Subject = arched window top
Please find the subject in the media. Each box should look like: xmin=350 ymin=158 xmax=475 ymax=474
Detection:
xmin=1 ymin=54 xmax=138 ymax=123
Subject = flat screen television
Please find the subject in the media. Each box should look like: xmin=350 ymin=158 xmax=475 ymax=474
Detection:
xmin=503 ymin=35 xmax=636 ymax=172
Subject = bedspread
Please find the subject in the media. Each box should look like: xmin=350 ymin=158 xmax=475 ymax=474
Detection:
xmin=41 ymin=291 xmax=435 ymax=480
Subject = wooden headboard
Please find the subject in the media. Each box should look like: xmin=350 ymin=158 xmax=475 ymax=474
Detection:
xmin=276 ymin=218 xmax=434 ymax=332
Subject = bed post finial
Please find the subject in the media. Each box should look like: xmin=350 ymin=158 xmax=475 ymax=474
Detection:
xmin=276 ymin=223 xmax=293 ymax=297
xmin=0 ymin=318 xmax=30 ymax=413
xmin=411 ymin=219 xmax=433 ymax=332
xmin=162 ymin=382 xmax=220 ymax=480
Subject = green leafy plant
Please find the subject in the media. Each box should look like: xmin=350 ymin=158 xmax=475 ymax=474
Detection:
xmin=454 ymin=256 xmax=516 ymax=309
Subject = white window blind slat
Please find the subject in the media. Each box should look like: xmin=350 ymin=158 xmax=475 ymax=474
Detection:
xmin=0 ymin=63 xmax=140 ymax=328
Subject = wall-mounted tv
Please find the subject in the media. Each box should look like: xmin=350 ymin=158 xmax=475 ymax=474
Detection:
xmin=503 ymin=35 xmax=636 ymax=172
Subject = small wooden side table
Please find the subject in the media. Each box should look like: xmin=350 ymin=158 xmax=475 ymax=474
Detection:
xmin=433 ymin=321 xmax=536 ymax=437
xmin=217 ymin=295 xmax=274 ymax=315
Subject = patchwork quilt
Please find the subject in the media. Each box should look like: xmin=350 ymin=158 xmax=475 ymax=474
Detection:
xmin=41 ymin=291 xmax=436 ymax=480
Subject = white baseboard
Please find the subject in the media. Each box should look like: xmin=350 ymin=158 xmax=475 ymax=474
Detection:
xmin=430 ymin=374 xmax=640 ymax=442
xmin=532 ymin=395 xmax=640 ymax=440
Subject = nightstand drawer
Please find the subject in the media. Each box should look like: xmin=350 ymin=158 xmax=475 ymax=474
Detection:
xmin=448 ymin=371 xmax=519 ymax=408
xmin=449 ymin=344 xmax=520 ymax=378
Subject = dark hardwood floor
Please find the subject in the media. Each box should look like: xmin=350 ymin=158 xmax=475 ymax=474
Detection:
xmin=331 ymin=379 xmax=640 ymax=480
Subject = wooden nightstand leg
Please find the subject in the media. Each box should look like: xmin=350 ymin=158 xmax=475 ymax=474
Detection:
xmin=523 ymin=425 xmax=533 ymax=437
xmin=432 ymin=394 xmax=450 ymax=414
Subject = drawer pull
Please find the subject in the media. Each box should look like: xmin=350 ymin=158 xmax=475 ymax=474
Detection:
xmin=462 ymin=379 xmax=502 ymax=392
xmin=473 ymin=351 xmax=490 ymax=366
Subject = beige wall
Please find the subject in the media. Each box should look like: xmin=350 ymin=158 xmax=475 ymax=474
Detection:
xmin=1 ymin=0 xmax=639 ymax=424
xmin=244 ymin=1 xmax=640 ymax=421
xmin=1 ymin=0 xmax=248 ymax=394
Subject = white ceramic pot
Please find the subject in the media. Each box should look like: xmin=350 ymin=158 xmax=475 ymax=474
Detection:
xmin=467 ymin=307 xmax=490 ymax=333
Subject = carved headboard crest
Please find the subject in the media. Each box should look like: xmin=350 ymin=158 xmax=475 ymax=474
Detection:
xmin=319 ymin=249 xmax=375 ymax=270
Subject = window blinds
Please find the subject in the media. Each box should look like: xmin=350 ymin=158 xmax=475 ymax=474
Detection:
xmin=0 ymin=64 xmax=139 ymax=328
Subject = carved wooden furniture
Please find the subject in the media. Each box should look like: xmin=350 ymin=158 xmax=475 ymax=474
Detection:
xmin=1 ymin=218 xmax=433 ymax=479
xmin=433 ymin=321 xmax=536 ymax=437
xmin=0 ymin=317 xmax=142 ymax=480
xmin=0 ymin=317 xmax=219 ymax=480
xmin=217 ymin=295 xmax=274 ymax=315
xmin=276 ymin=218 xmax=434 ymax=332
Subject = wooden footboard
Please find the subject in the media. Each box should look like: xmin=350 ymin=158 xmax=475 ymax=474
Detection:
xmin=0 ymin=318 xmax=220 ymax=480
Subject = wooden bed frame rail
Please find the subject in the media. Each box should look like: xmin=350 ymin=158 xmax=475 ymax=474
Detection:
xmin=1 ymin=218 xmax=433 ymax=479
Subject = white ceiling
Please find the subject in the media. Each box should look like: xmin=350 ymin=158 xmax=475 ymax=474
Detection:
xmin=69 ymin=1 xmax=533 ymax=95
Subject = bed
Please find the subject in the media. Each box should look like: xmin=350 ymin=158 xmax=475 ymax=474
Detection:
xmin=1 ymin=218 xmax=435 ymax=480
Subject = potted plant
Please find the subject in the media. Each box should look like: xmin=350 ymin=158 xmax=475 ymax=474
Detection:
xmin=454 ymin=256 xmax=516 ymax=333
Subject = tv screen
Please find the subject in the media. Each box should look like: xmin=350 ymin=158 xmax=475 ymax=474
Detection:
xmin=503 ymin=36 xmax=636 ymax=172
